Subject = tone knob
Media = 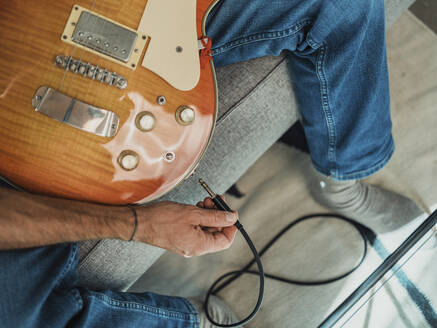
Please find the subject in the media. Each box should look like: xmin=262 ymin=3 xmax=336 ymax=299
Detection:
xmin=176 ymin=106 xmax=195 ymax=125
xmin=118 ymin=150 xmax=139 ymax=171
xmin=135 ymin=112 xmax=156 ymax=132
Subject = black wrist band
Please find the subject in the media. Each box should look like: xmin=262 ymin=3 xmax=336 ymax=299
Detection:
xmin=128 ymin=207 xmax=138 ymax=242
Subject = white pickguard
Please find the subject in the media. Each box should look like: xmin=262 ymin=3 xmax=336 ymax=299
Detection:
xmin=138 ymin=0 xmax=200 ymax=91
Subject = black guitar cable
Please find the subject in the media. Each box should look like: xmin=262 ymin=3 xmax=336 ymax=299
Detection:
xmin=199 ymin=179 xmax=265 ymax=327
xmin=199 ymin=179 xmax=368 ymax=327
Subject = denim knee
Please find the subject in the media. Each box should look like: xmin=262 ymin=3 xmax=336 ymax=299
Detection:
xmin=290 ymin=0 xmax=392 ymax=179
xmin=307 ymin=0 xmax=386 ymax=48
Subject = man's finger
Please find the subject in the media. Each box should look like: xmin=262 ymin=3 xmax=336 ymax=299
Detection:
xmin=221 ymin=225 xmax=238 ymax=244
xmin=203 ymin=197 xmax=215 ymax=209
xmin=196 ymin=209 xmax=238 ymax=227
xmin=197 ymin=195 xmax=226 ymax=209
xmin=203 ymin=227 xmax=223 ymax=233
xmin=200 ymin=229 xmax=236 ymax=254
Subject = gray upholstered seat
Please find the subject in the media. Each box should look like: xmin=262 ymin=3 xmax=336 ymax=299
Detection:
xmin=77 ymin=0 xmax=417 ymax=292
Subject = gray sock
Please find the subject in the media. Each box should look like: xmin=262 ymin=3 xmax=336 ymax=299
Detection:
xmin=307 ymin=169 xmax=424 ymax=234
xmin=188 ymin=295 xmax=240 ymax=328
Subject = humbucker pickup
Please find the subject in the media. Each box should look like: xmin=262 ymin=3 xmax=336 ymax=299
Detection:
xmin=62 ymin=5 xmax=148 ymax=69
xmin=72 ymin=11 xmax=137 ymax=63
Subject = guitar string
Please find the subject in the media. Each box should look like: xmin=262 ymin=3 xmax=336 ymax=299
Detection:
xmin=51 ymin=0 xmax=135 ymax=140
xmin=69 ymin=0 xmax=128 ymax=110
xmin=79 ymin=0 xmax=137 ymax=117
xmin=85 ymin=0 xmax=132 ymax=115
xmin=67 ymin=0 xmax=103 ymax=102
xmin=58 ymin=0 xmax=97 ymax=92
xmin=63 ymin=0 xmax=98 ymax=96
xmin=59 ymin=0 xmax=139 ymax=106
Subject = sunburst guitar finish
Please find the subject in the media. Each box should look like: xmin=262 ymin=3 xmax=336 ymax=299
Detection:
xmin=0 ymin=0 xmax=219 ymax=204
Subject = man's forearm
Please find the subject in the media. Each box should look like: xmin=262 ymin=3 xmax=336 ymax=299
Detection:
xmin=0 ymin=187 xmax=134 ymax=250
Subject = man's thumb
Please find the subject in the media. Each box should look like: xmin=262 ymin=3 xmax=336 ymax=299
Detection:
xmin=199 ymin=210 xmax=238 ymax=227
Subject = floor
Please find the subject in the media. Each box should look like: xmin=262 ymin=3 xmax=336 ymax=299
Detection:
xmin=410 ymin=0 xmax=437 ymax=34
xmin=130 ymin=10 xmax=437 ymax=328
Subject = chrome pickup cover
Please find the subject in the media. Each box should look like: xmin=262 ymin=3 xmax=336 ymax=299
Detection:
xmin=32 ymin=86 xmax=119 ymax=138
xmin=72 ymin=11 xmax=137 ymax=63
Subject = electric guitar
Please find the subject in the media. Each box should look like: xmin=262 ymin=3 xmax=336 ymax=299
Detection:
xmin=0 ymin=0 xmax=219 ymax=204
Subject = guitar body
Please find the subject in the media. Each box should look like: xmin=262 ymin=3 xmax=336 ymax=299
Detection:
xmin=0 ymin=0 xmax=219 ymax=204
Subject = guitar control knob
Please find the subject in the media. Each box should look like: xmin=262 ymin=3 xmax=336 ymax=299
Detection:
xmin=118 ymin=150 xmax=139 ymax=171
xmin=136 ymin=112 xmax=156 ymax=132
xmin=176 ymin=106 xmax=195 ymax=126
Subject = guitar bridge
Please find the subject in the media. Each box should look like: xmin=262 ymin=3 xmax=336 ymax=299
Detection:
xmin=54 ymin=55 xmax=128 ymax=89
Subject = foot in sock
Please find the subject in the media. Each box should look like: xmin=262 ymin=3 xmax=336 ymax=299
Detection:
xmin=188 ymin=295 xmax=240 ymax=328
xmin=307 ymin=168 xmax=424 ymax=234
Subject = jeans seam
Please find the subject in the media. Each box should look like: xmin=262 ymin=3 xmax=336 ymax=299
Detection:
xmin=70 ymin=289 xmax=84 ymax=310
xmin=84 ymin=294 xmax=197 ymax=322
xmin=53 ymin=243 xmax=78 ymax=290
xmin=312 ymin=138 xmax=395 ymax=180
xmin=184 ymin=298 xmax=201 ymax=328
xmin=52 ymin=244 xmax=84 ymax=312
xmin=211 ymin=19 xmax=312 ymax=56
xmin=307 ymin=37 xmax=320 ymax=49
xmin=312 ymin=41 xmax=337 ymax=176
xmin=335 ymin=140 xmax=394 ymax=180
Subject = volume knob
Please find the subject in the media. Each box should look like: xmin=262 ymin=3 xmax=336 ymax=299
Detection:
xmin=176 ymin=106 xmax=195 ymax=125
xmin=118 ymin=150 xmax=139 ymax=171
xmin=136 ymin=112 xmax=156 ymax=132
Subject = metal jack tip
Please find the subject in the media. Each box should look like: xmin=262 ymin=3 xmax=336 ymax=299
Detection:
xmin=199 ymin=179 xmax=216 ymax=198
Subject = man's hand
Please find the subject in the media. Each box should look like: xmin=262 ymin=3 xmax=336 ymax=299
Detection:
xmin=135 ymin=197 xmax=238 ymax=257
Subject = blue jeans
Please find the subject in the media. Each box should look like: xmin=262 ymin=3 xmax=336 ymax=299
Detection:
xmin=0 ymin=244 xmax=199 ymax=327
xmin=0 ymin=0 xmax=393 ymax=327
xmin=209 ymin=0 xmax=393 ymax=180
